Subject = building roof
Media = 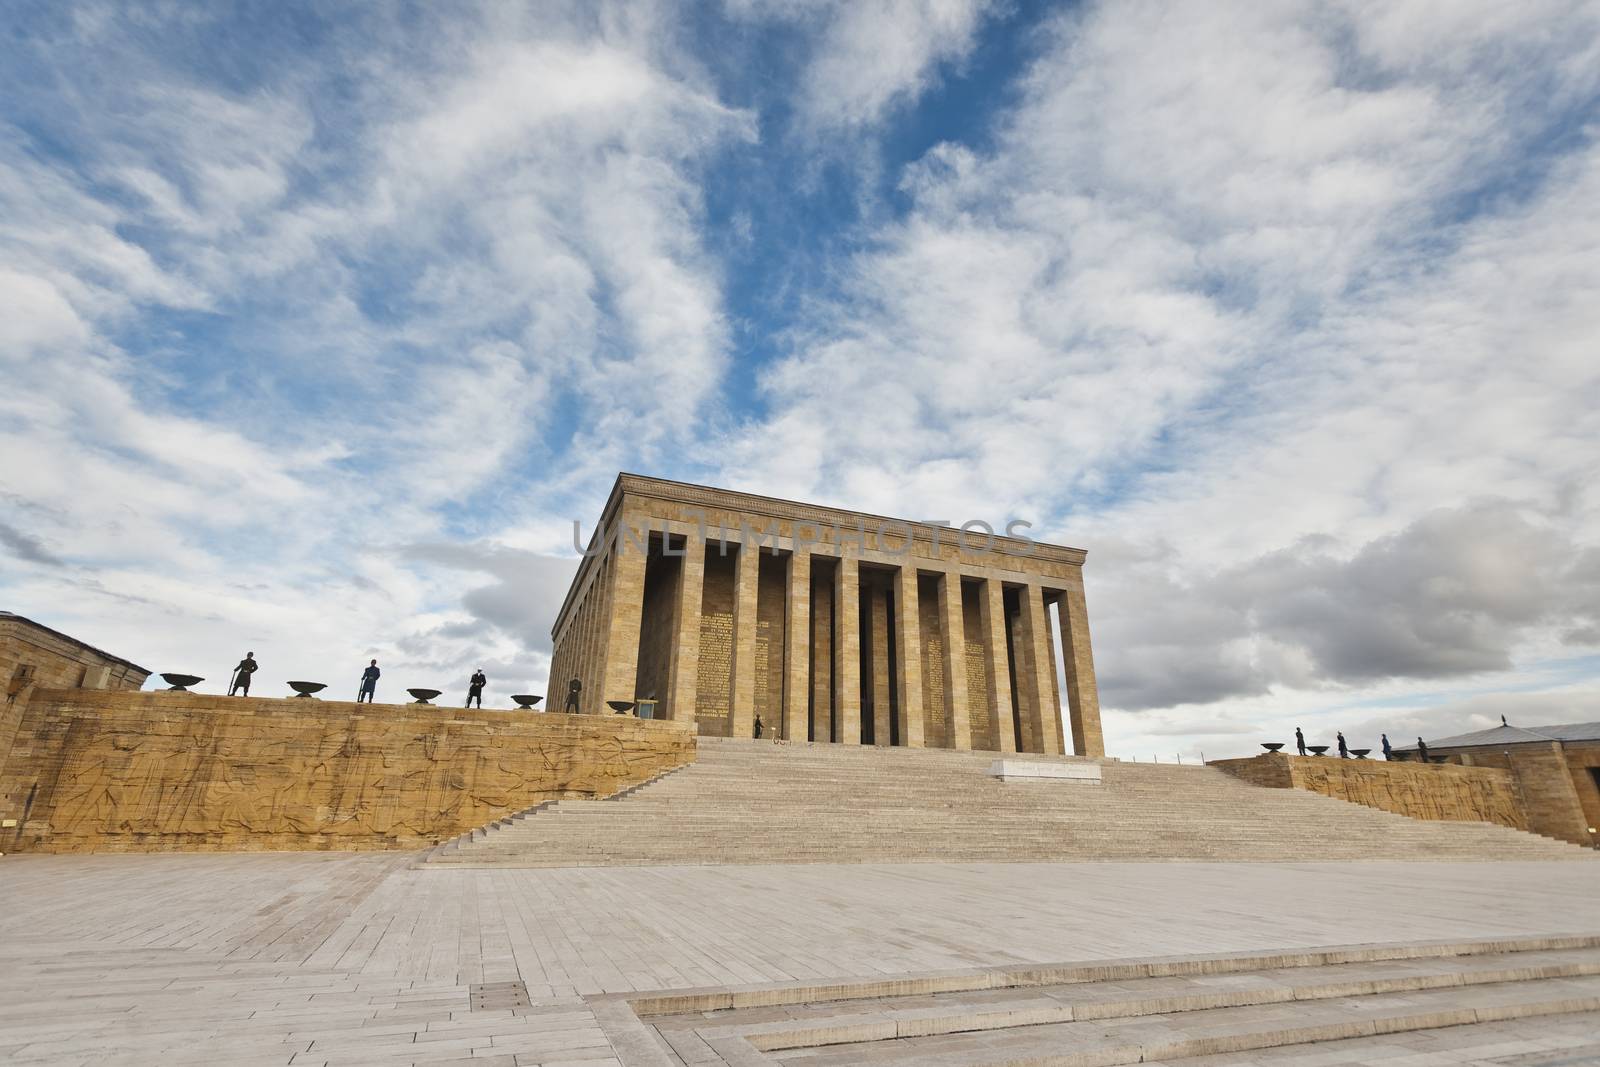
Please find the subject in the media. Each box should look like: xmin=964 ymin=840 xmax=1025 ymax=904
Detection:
xmin=553 ymin=471 xmax=1090 ymax=639
xmin=1397 ymin=721 xmax=1600 ymax=750
xmin=0 ymin=610 xmax=151 ymax=675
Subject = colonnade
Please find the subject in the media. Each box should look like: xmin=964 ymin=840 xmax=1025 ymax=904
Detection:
xmin=551 ymin=524 xmax=1104 ymax=759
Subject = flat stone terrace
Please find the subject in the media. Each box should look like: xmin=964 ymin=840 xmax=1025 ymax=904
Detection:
xmin=3 ymin=855 xmax=1600 ymax=1065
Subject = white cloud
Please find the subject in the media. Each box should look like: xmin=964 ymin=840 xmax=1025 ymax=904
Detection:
xmin=795 ymin=0 xmax=992 ymax=130
xmin=0 ymin=270 xmax=90 ymax=353
xmin=0 ymin=2 xmax=755 ymax=706
xmin=716 ymin=0 xmax=1600 ymax=757
xmin=4 ymin=0 xmax=1598 ymax=753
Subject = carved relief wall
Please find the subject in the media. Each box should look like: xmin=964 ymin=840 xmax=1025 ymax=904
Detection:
xmin=3 ymin=614 xmax=152 ymax=773
xmin=1210 ymin=752 xmax=1527 ymax=831
xmin=1 ymin=688 xmax=695 ymax=854
xmin=1445 ymin=741 xmax=1599 ymax=846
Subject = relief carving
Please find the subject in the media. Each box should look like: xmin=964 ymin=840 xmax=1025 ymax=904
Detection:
xmin=1273 ymin=756 xmax=1526 ymax=830
xmin=6 ymin=693 xmax=694 ymax=853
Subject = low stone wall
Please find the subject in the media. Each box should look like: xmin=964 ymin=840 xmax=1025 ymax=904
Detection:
xmin=0 ymin=688 xmax=695 ymax=853
xmin=1209 ymin=752 xmax=1527 ymax=831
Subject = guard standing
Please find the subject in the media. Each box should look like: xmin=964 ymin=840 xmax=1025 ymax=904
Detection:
xmin=229 ymin=652 xmax=258 ymax=696
xmin=358 ymin=659 xmax=380 ymax=703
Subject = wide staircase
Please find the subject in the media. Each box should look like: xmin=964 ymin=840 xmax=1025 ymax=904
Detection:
xmin=422 ymin=737 xmax=1595 ymax=867
xmin=632 ymin=935 xmax=1600 ymax=1066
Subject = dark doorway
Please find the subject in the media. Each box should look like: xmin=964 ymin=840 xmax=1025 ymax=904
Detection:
xmin=1002 ymin=586 xmax=1024 ymax=753
xmin=859 ymin=589 xmax=874 ymax=745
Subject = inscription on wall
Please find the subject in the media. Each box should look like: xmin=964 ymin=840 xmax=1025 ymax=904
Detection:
xmin=696 ymin=612 xmax=733 ymax=733
xmin=919 ymin=584 xmax=946 ymax=747
xmin=965 ymin=642 xmax=989 ymax=747
xmin=754 ymin=621 xmax=772 ymax=718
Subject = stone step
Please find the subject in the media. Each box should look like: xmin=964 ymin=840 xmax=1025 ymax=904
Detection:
xmin=771 ymin=979 xmax=1600 ymax=1066
xmin=433 ymin=841 xmax=1577 ymax=866
xmin=631 ymin=938 xmax=1600 ymax=1066
xmin=421 ymin=738 xmax=1595 ymax=867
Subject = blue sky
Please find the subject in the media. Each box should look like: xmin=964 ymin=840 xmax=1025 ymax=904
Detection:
xmin=3 ymin=0 xmax=1600 ymax=758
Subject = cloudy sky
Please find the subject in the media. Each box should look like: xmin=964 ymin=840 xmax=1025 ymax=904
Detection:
xmin=3 ymin=0 xmax=1599 ymax=760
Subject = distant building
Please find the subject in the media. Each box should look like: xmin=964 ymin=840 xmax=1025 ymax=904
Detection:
xmin=1 ymin=611 xmax=150 ymax=694
xmin=2 ymin=611 xmax=151 ymax=776
xmin=1398 ymin=722 xmax=1600 ymax=847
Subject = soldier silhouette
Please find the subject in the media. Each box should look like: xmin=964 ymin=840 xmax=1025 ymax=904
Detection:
xmin=564 ymin=678 xmax=581 ymax=714
xmin=229 ymin=652 xmax=258 ymax=696
xmin=753 ymin=714 xmax=764 ymax=739
xmin=1294 ymin=726 xmax=1307 ymax=756
xmin=466 ymin=668 xmax=486 ymax=708
xmin=1336 ymin=731 xmax=1349 ymax=758
xmin=1381 ymin=733 xmax=1393 ymax=760
xmin=1416 ymin=736 xmax=1429 ymax=763
xmin=358 ymin=659 xmax=380 ymax=703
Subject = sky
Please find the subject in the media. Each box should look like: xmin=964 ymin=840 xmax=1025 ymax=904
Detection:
xmin=3 ymin=0 xmax=1599 ymax=762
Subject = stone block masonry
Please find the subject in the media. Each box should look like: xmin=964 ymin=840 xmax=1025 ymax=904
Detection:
xmin=0 ymin=611 xmax=150 ymax=694
xmin=0 ymin=687 xmax=694 ymax=853
xmin=551 ymin=474 xmax=1105 ymax=756
xmin=1442 ymin=739 xmax=1600 ymax=847
xmin=1210 ymin=752 xmax=1527 ymax=831
xmin=2 ymin=611 xmax=150 ymax=774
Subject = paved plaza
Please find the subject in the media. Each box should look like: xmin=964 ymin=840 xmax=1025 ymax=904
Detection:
xmin=3 ymin=855 xmax=1600 ymax=1065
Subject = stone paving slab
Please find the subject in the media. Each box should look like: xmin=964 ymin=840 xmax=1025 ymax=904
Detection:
xmin=3 ymin=855 xmax=1600 ymax=1064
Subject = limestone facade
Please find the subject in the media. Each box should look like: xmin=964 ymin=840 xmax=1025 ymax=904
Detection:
xmin=549 ymin=474 xmax=1104 ymax=756
xmin=2 ymin=611 xmax=150 ymax=780
xmin=1209 ymin=752 xmax=1528 ymax=831
xmin=0 ymin=611 xmax=150 ymax=694
xmin=0 ymin=687 xmax=694 ymax=853
xmin=1439 ymin=741 xmax=1600 ymax=848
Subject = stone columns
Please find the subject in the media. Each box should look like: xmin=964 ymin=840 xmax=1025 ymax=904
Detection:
xmin=938 ymin=571 xmax=971 ymax=750
xmin=782 ymin=549 xmax=810 ymax=741
xmin=1017 ymin=584 xmax=1063 ymax=755
xmin=579 ymin=560 xmax=603 ymax=711
xmin=666 ymin=540 xmax=703 ymax=724
xmin=979 ymin=579 xmax=1016 ymax=753
xmin=1058 ymin=585 xmax=1105 ymax=758
xmin=869 ymin=583 xmax=892 ymax=746
xmin=601 ymin=537 xmax=647 ymax=708
xmin=729 ymin=543 xmax=760 ymax=739
xmin=893 ymin=564 xmax=925 ymax=747
xmin=833 ymin=553 xmax=862 ymax=744
xmin=1045 ymin=602 xmax=1066 ymax=755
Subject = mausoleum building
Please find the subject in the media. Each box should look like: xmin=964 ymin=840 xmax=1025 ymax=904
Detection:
xmin=549 ymin=474 xmax=1104 ymax=756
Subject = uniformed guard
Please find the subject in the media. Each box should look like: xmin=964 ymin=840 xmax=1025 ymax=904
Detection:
xmin=358 ymin=659 xmax=380 ymax=703
xmin=229 ymin=652 xmax=258 ymax=696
